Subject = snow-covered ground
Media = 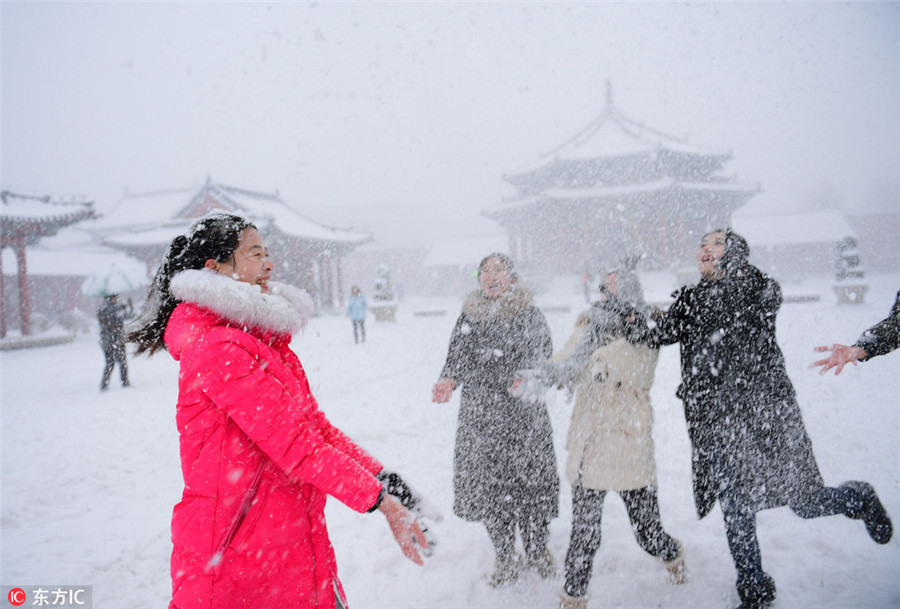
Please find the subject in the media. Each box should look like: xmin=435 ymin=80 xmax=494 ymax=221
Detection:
xmin=2 ymin=273 xmax=898 ymax=608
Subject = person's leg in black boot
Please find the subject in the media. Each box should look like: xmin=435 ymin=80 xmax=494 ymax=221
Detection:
xmin=562 ymin=483 xmax=605 ymax=602
xmin=838 ymin=482 xmax=892 ymax=544
xmin=484 ymin=512 xmax=519 ymax=587
xmin=117 ymin=346 xmax=129 ymax=387
xmin=722 ymin=494 xmax=775 ymax=609
xmin=620 ymin=487 xmax=686 ymax=583
xmin=100 ymin=348 xmax=114 ymax=390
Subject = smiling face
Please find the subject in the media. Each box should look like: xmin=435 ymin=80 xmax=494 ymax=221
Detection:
xmin=601 ymin=271 xmax=619 ymax=300
xmin=205 ymin=227 xmax=274 ymax=292
xmin=697 ymin=231 xmax=726 ymax=280
xmin=478 ymin=256 xmax=515 ymax=298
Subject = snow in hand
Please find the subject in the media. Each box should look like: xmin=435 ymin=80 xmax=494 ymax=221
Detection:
xmin=2 ymin=275 xmax=898 ymax=608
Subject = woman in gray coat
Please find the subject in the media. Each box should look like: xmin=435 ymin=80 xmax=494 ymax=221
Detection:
xmin=432 ymin=253 xmax=559 ymax=588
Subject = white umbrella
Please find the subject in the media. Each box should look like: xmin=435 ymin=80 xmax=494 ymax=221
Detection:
xmin=81 ymin=261 xmax=149 ymax=297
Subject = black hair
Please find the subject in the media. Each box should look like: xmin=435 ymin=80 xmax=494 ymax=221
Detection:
xmin=127 ymin=211 xmax=256 ymax=355
xmin=477 ymin=252 xmax=518 ymax=281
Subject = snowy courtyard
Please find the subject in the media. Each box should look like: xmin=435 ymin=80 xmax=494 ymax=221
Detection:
xmin=2 ymin=273 xmax=898 ymax=609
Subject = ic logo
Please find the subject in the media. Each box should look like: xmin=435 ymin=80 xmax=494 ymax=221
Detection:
xmin=7 ymin=588 xmax=26 ymax=606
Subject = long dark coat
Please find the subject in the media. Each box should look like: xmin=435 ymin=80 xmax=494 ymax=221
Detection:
xmin=642 ymin=264 xmax=824 ymax=518
xmin=439 ymin=287 xmax=559 ymax=523
xmin=98 ymin=298 xmax=132 ymax=356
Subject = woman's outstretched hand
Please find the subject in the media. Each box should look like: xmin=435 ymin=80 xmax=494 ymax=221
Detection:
xmin=811 ymin=344 xmax=867 ymax=375
xmin=379 ymin=494 xmax=429 ymax=566
xmin=431 ymin=378 xmax=454 ymax=403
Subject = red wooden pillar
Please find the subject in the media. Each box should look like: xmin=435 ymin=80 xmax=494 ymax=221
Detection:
xmin=14 ymin=235 xmax=31 ymax=335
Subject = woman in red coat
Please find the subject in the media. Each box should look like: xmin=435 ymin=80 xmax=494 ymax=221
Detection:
xmin=129 ymin=211 xmax=427 ymax=609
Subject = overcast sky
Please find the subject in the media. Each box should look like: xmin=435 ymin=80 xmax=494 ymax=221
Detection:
xmin=2 ymin=2 xmax=898 ymax=245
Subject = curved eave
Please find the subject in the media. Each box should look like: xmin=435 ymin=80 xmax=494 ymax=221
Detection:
xmin=1 ymin=209 xmax=98 ymax=238
xmin=182 ymin=182 xmax=372 ymax=245
xmin=487 ymin=180 xmax=759 ymax=219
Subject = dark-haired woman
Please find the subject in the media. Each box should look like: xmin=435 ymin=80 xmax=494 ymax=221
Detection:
xmin=129 ymin=211 xmax=427 ymax=609
xmin=630 ymin=229 xmax=892 ymax=609
xmin=431 ymin=253 xmax=559 ymax=588
xmin=548 ymin=265 xmax=685 ymax=609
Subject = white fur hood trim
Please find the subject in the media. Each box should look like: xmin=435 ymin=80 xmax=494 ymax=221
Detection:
xmin=170 ymin=269 xmax=314 ymax=335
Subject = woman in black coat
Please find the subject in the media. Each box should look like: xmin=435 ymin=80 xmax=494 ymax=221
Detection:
xmin=631 ymin=229 xmax=892 ymax=609
xmin=432 ymin=253 xmax=559 ymax=588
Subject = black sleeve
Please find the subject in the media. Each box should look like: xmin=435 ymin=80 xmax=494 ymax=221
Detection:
xmin=855 ymin=290 xmax=900 ymax=360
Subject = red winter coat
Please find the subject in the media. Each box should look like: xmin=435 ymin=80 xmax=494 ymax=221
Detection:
xmin=165 ymin=269 xmax=383 ymax=609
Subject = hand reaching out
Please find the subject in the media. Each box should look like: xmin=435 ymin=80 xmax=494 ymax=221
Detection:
xmin=811 ymin=344 xmax=867 ymax=376
xmin=378 ymin=494 xmax=429 ymax=566
xmin=431 ymin=378 xmax=455 ymax=403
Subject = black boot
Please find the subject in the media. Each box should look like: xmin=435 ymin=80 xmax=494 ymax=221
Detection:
xmin=842 ymin=480 xmax=893 ymax=544
xmin=736 ymin=571 xmax=776 ymax=609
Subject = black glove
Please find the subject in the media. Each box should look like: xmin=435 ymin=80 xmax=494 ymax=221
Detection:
xmin=377 ymin=469 xmax=419 ymax=512
xmin=377 ymin=469 xmax=441 ymax=557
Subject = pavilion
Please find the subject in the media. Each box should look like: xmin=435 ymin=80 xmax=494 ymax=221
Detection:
xmin=1 ymin=190 xmax=97 ymax=337
xmin=487 ymin=84 xmax=759 ymax=275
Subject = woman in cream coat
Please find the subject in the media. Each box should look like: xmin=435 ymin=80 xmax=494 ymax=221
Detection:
xmin=544 ymin=263 xmax=685 ymax=609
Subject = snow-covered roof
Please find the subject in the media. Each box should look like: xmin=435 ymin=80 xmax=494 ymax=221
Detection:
xmin=539 ymin=107 xmax=725 ymax=162
xmin=1 ymin=189 xmax=96 ymax=235
xmin=512 ymin=86 xmax=728 ymax=177
xmin=103 ymin=223 xmax=188 ymax=248
xmin=89 ymin=188 xmax=195 ymax=232
xmin=1 ymin=243 xmax=146 ymax=279
xmin=205 ymin=185 xmax=369 ymax=243
xmin=732 ymin=211 xmax=856 ymax=246
xmin=92 ymin=181 xmax=370 ymax=246
xmin=503 ymin=179 xmax=758 ymax=205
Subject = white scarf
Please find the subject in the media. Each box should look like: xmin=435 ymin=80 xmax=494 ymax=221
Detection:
xmin=169 ymin=268 xmax=314 ymax=335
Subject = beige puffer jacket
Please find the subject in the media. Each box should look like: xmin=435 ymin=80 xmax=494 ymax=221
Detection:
xmin=554 ymin=318 xmax=659 ymax=491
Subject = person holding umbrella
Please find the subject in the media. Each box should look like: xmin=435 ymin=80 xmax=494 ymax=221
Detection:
xmin=97 ymin=293 xmax=133 ymax=390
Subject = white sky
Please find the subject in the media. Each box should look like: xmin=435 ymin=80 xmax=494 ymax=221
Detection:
xmin=2 ymin=2 xmax=898 ymax=245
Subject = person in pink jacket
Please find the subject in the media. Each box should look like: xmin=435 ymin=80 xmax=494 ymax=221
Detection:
xmin=128 ymin=211 xmax=428 ymax=609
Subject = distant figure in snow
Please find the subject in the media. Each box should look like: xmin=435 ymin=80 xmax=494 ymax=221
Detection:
xmin=431 ymin=252 xmax=559 ymax=588
xmin=127 ymin=210 xmax=428 ymax=609
xmin=97 ymin=293 xmax=133 ymax=390
xmin=346 ymin=285 xmax=367 ymax=343
xmin=811 ymin=289 xmax=900 ymax=375
xmin=628 ymin=229 xmax=893 ymax=609
xmin=540 ymin=261 xmax=685 ymax=609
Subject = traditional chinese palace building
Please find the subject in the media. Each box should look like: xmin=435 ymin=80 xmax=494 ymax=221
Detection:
xmin=1 ymin=190 xmax=97 ymax=337
xmin=94 ymin=179 xmax=370 ymax=308
xmin=487 ymin=87 xmax=759 ymax=274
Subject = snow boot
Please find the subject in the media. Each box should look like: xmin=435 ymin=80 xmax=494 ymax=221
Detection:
xmin=488 ymin=554 xmax=521 ymax=588
xmin=736 ymin=571 xmax=776 ymax=609
xmin=525 ymin=548 xmax=558 ymax=579
xmin=841 ymin=480 xmax=893 ymax=544
xmin=662 ymin=538 xmax=687 ymax=584
xmin=557 ymin=589 xmax=588 ymax=609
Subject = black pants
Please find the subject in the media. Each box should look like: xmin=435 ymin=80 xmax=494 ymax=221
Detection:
xmin=484 ymin=505 xmax=551 ymax=562
xmin=564 ymin=483 xmax=680 ymax=598
xmin=101 ymin=345 xmax=128 ymax=389
xmin=721 ymin=485 xmax=861 ymax=597
xmin=352 ymin=320 xmax=365 ymax=343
